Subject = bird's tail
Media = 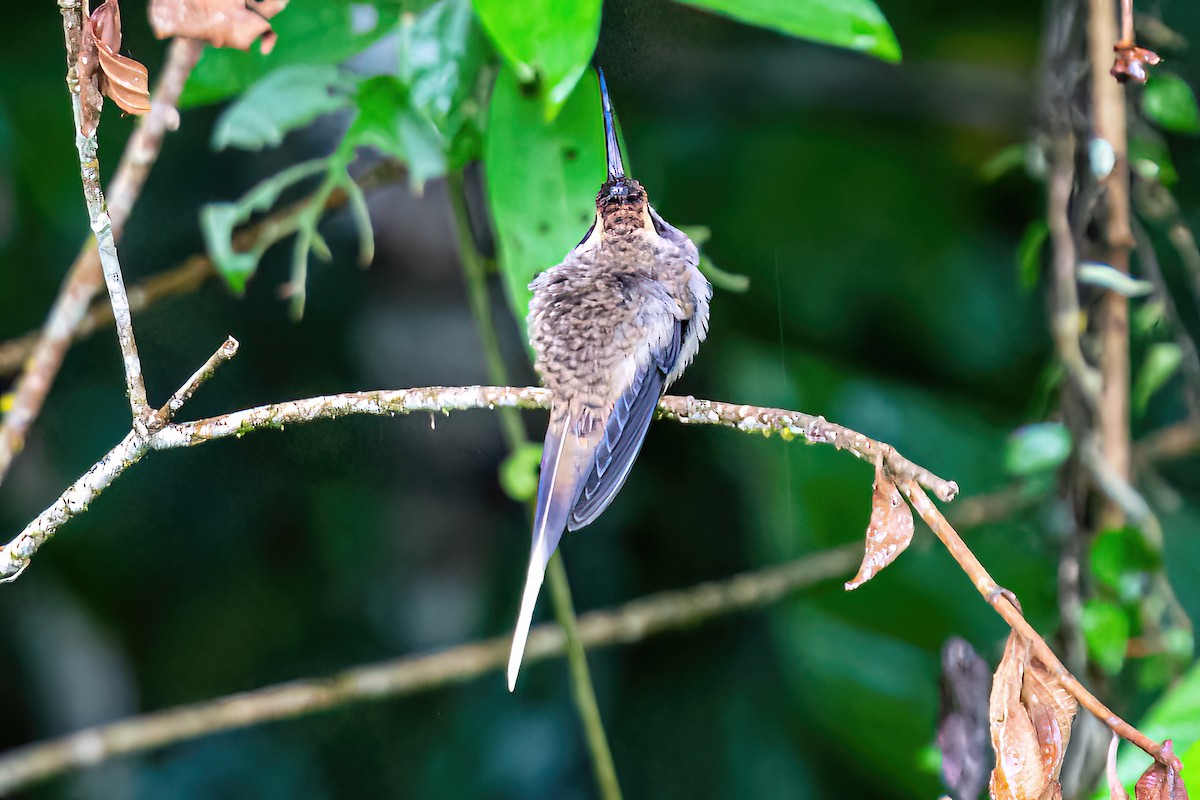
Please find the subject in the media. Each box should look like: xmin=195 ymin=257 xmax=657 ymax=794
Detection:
xmin=507 ymin=419 xmax=595 ymax=691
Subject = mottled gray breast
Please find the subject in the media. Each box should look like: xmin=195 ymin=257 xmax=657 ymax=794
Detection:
xmin=529 ymin=231 xmax=701 ymax=425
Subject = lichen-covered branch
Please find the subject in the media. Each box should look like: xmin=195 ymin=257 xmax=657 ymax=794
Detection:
xmin=57 ymin=0 xmax=147 ymax=423
xmin=0 ymin=385 xmax=955 ymax=582
xmin=0 ymin=544 xmax=860 ymax=796
xmin=656 ymin=395 xmax=959 ymax=501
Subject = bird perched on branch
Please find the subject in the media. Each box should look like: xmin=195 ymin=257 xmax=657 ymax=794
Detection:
xmin=507 ymin=69 xmax=712 ymax=690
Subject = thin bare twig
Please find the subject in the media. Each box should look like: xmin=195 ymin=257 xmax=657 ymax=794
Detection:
xmin=152 ymin=337 xmax=240 ymax=427
xmin=0 ymin=38 xmax=202 ymax=484
xmin=0 ymin=386 xmax=956 ymax=582
xmin=1047 ymin=137 xmax=1100 ymax=407
xmin=0 ymin=543 xmax=860 ymax=796
xmin=58 ymin=0 xmax=147 ymax=424
xmin=901 ymin=479 xmax=1178 ymax=770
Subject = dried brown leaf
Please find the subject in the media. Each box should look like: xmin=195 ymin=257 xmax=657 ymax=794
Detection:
xmin=1135 ymin=741 xmax=1190 ymax=800
xmin=77 ymin=0 xmax=151 ymax=135
xmin=1111 ymin=43 xmax=1162 ymax=84
xmin=845 ymin=459 xmax=914 ymax=590
xmin=989 ymin=633 xmax=1077 ymax=800
xmin=149 ymin=0 xmax=290 ymax=54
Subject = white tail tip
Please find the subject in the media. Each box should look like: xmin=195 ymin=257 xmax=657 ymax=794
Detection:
xmin=507 ymin=545 xmax=550 ymax=691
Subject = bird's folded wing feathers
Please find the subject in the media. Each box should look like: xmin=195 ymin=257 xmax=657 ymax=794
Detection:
xmin=568 ymin=320 xmax=683 ymax=531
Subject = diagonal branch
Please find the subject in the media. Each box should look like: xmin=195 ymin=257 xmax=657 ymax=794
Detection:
xmin=0 ymin=543 xmax=860 ymax=797
xmin=901 ymin=478 xmax=1178 ymax=770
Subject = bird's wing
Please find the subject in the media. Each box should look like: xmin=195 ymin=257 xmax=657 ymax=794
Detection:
xmin=507 ymin=419 xmax=598 ymax=691
xmin=567 ymin=319 xmax=683 ymax=531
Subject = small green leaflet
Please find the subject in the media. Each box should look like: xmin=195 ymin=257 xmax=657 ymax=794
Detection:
xmin=1004 ymin=422 xmax=1071 ymax=477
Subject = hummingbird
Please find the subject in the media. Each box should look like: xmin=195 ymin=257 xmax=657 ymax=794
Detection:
xmin=507 ymin=69 xmax=712 ymax=690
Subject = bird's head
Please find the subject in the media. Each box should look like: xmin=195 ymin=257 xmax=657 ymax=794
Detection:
xmin=592 ymin=69 xmax=654 ymax=240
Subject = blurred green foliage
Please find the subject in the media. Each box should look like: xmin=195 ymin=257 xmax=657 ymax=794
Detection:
xmin=1 ymin=0 xmax=1200 ymax=798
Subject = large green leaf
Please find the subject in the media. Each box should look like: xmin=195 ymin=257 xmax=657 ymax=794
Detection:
xmin=470 ymin=0 xmax=602 ymax=116
xmin=674 ymin=0 xmax=900 ymax=62
xmin=485 ymin=65 xmax=605 ymax=323
xmin=211 ymin=65 xmax=357 ymax=151
xmin=182 ymin=0 xmax=401 ymax=107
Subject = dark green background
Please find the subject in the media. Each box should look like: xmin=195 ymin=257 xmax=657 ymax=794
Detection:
xmin=1 ymin=0 xmax=1199 ymax=797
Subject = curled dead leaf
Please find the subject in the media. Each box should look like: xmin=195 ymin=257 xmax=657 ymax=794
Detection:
xmin=1135 ymin=741 xmax=1190 ymax=800
xmin=845 ymin=459 xmax=914 ymax=590
xmin=77 ymin=0 xmax=151 ymax=135
xmin=149 ymin=0 xmax=290 ymax=54
xmin=989 ymin=632 xmax=1077 ymax=800
xmin=1111 ymin=42 xmax=1162 ymax=84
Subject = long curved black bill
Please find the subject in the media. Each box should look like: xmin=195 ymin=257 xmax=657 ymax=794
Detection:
xmin=597 ymin=68 xmax=625 ymax=181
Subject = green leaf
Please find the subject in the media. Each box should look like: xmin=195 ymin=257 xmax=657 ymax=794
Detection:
xmin=1004 ymin=422 xmax=1071 ymax=477
xmin=1133 ymin=299 xmax=1167 ymax=338
xmin=1081 ymin=598 xmax=1130 ymax=675
xmin=470 ymin=0 xmax=602 ymax=116
xmin=1133 ymin=341 xmax=1183 ymax=415
xmin=182 ymin=0 xmax=400 ymax=107
xmin=978 ymin=143 xmax=1026 ymax=183
xmin=1016 ymin=218 xmax=1048 ymax=292
xmin=1091 ymin=526 xmax=1161 ymax=597
xmin=212 ymin=65 xmax=356 ymax=151
xmin=342 ymin=77 xmax=447 ymax=189
xmin=1144 ymin=72 xmax=1200 ymax=135
xmin=200 ymin=158 xmax=332 ymax=293
xmin=200 ymin=203 xmax=263 ymax=294
xmin=485 ymin=65 xmax=605 ymax=322
xmin=499 ymin=443 xmax=544 ymax=502
xmin=1130 ymin=135 xmax=1179 ymax=186
xmin=399 ymin=0 xmax=490 ymax=167
xmin=674 ymin=0 xmax=900 ymax=62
